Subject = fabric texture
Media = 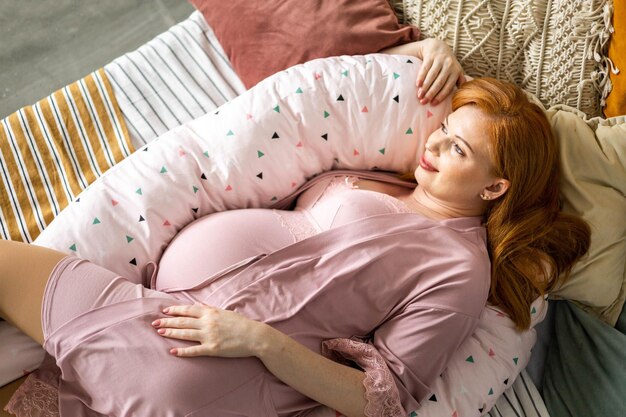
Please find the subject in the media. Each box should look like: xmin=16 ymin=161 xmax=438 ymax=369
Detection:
xmin=604 ymin=0 xmax=626 ymax=117
xmin=0 ymin=68 xmax=133 ymax=242
xmin=547 ymin=107 xmax=626 ymax=325
xmin=41 ymin=256 xmax=169 ymax=340
xmin=104 ymin=11 xmax=246 ymax=149
xmin=542 ymin=300 xmax=626 ymax=417
xmin=393 ymin=0 xmax=614 ymax=117
xmin=188 ymin=0 xmax=420 ymax=88
xmin=4 ymin=355 xmax=62 ymax=417
xmin=5 ymin=374 xmax=58 ymax=417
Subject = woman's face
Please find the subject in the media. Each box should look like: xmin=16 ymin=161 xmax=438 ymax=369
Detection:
xmin=415 ymin=105 xmax=506 ymax=208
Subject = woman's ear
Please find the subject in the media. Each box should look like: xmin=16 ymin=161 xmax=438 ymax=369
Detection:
xmin=482 ymin=178 xmax=510 ymax=200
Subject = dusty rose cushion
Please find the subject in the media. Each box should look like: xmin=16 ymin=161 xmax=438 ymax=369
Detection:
xmin=189 ymin=0 xmax=419 ymax=88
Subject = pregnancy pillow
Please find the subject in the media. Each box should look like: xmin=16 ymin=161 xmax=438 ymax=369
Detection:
xmin=34 ymin=54 xmax=539 ymax=416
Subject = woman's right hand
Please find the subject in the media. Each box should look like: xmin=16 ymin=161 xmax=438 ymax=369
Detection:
xmin=153 ymin=303 xmax=267 ymax=358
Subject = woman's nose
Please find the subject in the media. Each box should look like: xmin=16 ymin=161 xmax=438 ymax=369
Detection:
xmin=428 ymin=134 xmax=452 ymax=155
xmin=426 ymin=138 xmax=442 ymax=155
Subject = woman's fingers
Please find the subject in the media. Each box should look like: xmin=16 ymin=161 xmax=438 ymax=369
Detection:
xmin=157 ymin=327 xmax=203 ymax=341
xmin=170 ymin=346 xmax=206 ymax=357
xmin=162 ymin=304 xmax=206 ymax=318
xmin=415 ymin=58 xmax=433 ymax=90
xmin=432 ymin=73 xmax=458 ymax=105
xmin=419 ymin=60 xmax=443 ymax=99
xmin=424 ymin=66 xmax=452 ymax=102
xmin=152 ymin=303 xmax=215 ymax=332
xmin=152 ymin=316 xmax=200 ymax=329
xmin=421 ymin=59 xmax=463 ymax=103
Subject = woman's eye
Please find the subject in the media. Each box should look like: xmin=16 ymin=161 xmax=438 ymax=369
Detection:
xmin=453 ymin=142 xmax=465 ymax=156
xmin=440 ymin=123 xmax=447 ymax=133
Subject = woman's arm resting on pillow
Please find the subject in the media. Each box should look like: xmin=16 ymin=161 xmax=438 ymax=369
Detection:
xmin=154 ymin=304 xmax=367 ymax=417
xmin=382 ymin=39 xmax=465 ymax=105
xmin=257 ymin=324 xmax=367 ymax=417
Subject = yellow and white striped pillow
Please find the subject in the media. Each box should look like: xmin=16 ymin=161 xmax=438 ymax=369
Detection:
xmin=0 ymin=68 xmax=134 ymax=242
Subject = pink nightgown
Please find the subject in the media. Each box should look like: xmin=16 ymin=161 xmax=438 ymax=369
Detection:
xmin=29 ymin=172 xmax=490 ymax=417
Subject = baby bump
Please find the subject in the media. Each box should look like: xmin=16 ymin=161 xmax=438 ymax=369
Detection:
xmin=155 ymin=209 xmax=296 ymax=291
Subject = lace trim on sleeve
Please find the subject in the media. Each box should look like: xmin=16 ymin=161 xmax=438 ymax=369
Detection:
xmin=4 ymin=373 xmax=59 ymax=417
xmin=321 ymin=338 xmax=406 ymax=417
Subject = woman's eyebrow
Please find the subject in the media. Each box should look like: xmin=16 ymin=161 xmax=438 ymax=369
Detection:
xmin=445 ymin=116 xmax=475 ymax=153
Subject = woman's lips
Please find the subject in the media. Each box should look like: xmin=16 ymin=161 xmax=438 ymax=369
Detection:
xmin=419 ymin=155 xmax=438 ymax=172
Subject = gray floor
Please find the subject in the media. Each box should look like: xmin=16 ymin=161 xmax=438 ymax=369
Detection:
xmin=0 ymin=0 xmax=195 ymax=119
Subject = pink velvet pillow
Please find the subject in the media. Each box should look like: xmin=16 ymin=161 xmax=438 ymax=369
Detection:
xmin=189 ymin=0 xmax=420 ymax=89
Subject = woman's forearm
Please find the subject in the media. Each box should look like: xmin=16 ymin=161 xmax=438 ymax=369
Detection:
xmin=255 ymin=324 xmax=367 ymax=417
xmin=155 ymin=304 xmax=367 ymax=415
xmin=380 ymin=40 xmax=421 ymax=57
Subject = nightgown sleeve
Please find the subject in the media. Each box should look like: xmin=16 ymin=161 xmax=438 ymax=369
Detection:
xmin=322 ymin=306 xmax=479 ymax=416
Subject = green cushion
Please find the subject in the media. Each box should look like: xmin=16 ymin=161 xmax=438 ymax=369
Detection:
xmin=542 ymin=301 xmax=626 ymax=417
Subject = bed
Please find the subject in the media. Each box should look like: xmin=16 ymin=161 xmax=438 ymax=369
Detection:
xmin=1 ymin=1 xmax=625 ymax=416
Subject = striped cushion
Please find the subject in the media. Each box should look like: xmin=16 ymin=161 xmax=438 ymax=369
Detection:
xmin=104 ymin=11 xmax=245 ymax=149
xmin=487 ymin=370 xmax=550 ymax=417
xmin=0 ymin=69 xmax=133 ymax=242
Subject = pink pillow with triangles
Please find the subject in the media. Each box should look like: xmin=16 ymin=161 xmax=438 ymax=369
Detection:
xmin=35 ymin=53 xmax=448 ymax=283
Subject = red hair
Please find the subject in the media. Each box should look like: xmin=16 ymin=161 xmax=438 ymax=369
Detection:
xmin=452 ymin=78 xmax=590 ymax=330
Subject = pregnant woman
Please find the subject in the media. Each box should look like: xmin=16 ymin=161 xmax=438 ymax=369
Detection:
xmin=0 ymin=51 xmax=590 ymax=416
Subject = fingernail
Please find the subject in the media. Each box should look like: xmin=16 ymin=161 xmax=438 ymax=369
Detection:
xmin=163 ymin=308 xmax=170 ymax=314
xmin=417 ymin=79 xmax=423 ymax=87
xmin=157 ymin=328 xmax=166 ymax=334
xmin=170 ymin=348 xmax=178 ymax=355
xmin=417 ymin=88 xmax=424 ymax=98
xmin=431 ymin=99 xmax=438 ymax=105
xmin=420 ymin=98 xmax=429 ymax=105
xmin=151 ymin=319 xmax=160 ymax=327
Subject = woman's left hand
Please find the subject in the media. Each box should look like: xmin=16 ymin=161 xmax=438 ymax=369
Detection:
xmin=381 ymin=38 xmax=466 ymax=106
xmin=414 ymin=38 xmax=466 ymax=106
xmin=152 ymin=304 xmax=266 ymax=358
